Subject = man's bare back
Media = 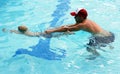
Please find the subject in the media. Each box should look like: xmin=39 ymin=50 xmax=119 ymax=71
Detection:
xmin=78 ymin=19 xmax=111 ymax=37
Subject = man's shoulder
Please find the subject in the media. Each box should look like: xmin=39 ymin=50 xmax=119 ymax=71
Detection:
xmin=84 ymin=19 xmax=97 ymax=25
xmin=85 ymin=19 xmax=92 ymax=22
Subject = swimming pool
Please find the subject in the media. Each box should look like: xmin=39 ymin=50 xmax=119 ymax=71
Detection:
xmin=0 ymin=0 xmax=120 ymax=74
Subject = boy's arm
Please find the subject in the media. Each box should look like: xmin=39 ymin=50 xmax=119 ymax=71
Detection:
xmin=10 ymin=30 xmax=22 ymax=34
xmin=2 ymin=28 xmax=21 ymax=34
xmin=62 ymin=24 xmax=77 ymax=28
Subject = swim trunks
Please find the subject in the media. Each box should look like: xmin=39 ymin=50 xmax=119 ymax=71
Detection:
xmin=87 ymin=32 xmax=115 ymax=47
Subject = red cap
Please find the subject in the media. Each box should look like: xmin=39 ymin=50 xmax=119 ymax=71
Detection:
xmin=70 ymin=8 xmax=88 ymax=19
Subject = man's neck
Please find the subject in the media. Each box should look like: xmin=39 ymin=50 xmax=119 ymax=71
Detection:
xmin=76 ymin=19 xmax=86 ymax=24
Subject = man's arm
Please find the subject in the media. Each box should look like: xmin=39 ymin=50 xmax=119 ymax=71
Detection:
xmin=66 ymin=24 xmax=83 ymax=31
xmin=64 ymin=24 xmax=77 ymax=27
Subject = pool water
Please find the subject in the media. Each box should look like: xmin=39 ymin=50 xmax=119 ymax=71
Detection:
xmin=0 ymin=0 xmax=120 ymax=74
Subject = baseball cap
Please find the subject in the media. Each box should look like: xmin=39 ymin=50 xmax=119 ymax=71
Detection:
xmin=70 ymin=8 xmax=88 ymax=19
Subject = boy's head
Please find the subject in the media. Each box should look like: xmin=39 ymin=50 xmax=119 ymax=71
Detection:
xmin=70 ymin=8 xmax=88 ymax=19
xmin=18 ymin=25 xmax=28 ymax=33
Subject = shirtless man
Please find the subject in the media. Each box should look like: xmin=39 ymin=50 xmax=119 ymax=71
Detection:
xmin=45 ymin=8 xmax=115 ymax=56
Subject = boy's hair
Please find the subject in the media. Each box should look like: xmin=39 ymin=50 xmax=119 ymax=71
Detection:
xmin=18 ymin=25 xmax=28 ymax=33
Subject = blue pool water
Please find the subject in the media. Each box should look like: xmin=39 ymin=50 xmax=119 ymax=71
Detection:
xmin=0 ymin=0 xmax=120 ymax=74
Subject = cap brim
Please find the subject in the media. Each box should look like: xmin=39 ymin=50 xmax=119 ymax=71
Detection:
xmin=70 ymin=12 xmax=76 ymax=16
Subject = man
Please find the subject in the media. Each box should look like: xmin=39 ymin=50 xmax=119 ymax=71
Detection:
xmin=44 ymin=8 xmax=115 ymax=56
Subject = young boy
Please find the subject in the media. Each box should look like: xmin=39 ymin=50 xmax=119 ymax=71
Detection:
xmin=2 ymin=25 xmax=41 ymax=37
